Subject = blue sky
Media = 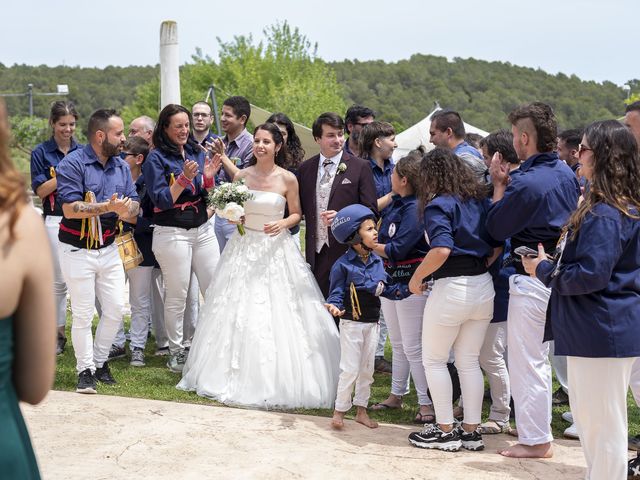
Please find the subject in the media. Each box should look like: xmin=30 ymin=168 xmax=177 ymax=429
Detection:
xmin=1 ymin=0 xmax=637 ymax=86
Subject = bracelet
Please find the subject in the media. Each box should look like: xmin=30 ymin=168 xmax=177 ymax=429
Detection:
xmin=177 ymin=172 xmax=194 ymax=189
xmin=203 ymin=174 xmax=214 ymax=189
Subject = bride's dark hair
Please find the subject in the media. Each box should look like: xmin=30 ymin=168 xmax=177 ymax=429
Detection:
xmin=248 ymin=123 xmax=289 ymax=168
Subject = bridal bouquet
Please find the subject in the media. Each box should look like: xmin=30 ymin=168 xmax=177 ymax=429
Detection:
xmin=208 ymin=179 xmax=254 ymax=235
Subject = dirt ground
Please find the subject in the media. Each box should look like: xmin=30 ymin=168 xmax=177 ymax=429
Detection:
xmin=22 ymin=390 xmax=588 ymax=480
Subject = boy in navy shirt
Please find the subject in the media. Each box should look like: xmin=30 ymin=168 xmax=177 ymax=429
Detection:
xmin=325 ymin=204 xmax=408 ymax=429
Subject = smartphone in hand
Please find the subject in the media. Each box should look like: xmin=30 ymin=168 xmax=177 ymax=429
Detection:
xmin=514 ymin=246 xmax=538 ymax=258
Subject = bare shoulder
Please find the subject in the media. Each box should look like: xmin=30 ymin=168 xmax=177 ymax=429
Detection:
xmin=234 ymin=167 xmax=250 ymax=181
xmin=280 ymin=168 xmax=298 ymax=184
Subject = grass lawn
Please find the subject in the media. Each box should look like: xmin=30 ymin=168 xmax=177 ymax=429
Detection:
xmin=53 ymin=315 xmax=640 ymax=439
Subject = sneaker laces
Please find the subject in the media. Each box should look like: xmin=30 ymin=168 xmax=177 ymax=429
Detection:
xmin=420 ymin=423 xmax=441 ymax=435
xmin=176 ymin=350 xmax=186 ymax=363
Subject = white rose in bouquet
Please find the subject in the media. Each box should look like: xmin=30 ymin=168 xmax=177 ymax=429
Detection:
xmin=219 ymin=202 xmax=245 ymax=222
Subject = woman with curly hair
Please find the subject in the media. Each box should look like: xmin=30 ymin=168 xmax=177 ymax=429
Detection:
xmin=407 ymin=148 xmax=499 ymax=453
xmin=523 ymin=120 xmax=640 ymax=479
xmin=0 ymin=99 xmax=56 ymax=478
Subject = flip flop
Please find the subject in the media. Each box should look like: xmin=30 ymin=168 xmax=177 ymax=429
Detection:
xmin=413 ymin=411 xmax=436 ymax=424
xmin=370 ymin=402 xmax=401 ymax=411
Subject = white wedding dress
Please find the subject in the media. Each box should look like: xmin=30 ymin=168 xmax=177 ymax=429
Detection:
xmin=177 ymin=190 xmax=340 ymax=409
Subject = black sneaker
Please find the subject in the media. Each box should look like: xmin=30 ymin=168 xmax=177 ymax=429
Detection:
xmin=630 ymin=434 xmax=640 ymax=452
xmin=458 ymin=426 xmax=485 ymax=451
xmin=552 ymin=386 xmax=569 ymax=406
xmin=408 ymin=424 xmax=461 ymax=452
xmin=95 ymin=362 xmax=117 ymax=385
xmin=56 ymin=335 xmax=67 ymax=355
xmin=76 ymin=369 xmax=97 ymax=394
xmin=629 ymin=452 xmax=640 ymax=478
xmin=108 ymin=344 xmax=126 ymax=360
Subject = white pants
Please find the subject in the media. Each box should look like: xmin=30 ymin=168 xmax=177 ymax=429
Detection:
xmin=183 ymin=272 xmax=199 ymax=345
xmin=422 ymin=273 xmax=494 ymax=425
xmin=334 ymin=320 xmax=379 ymax=412
xmin=630 ymin=358 xmax=640 ymax=406
xmin=58 ymin=242 xmax=125 ymax=373
xmin=550 ymin=341 xmax=569 ymax=392
xmin=568 ymin=356 xmax=635 ymax=480
xmin=152 ymin=223 xmax=219 ymax=355
xmin=151 ymin=267 xmax=168 ymax=348
xmin=479 ymin=322 xmax=510 ymax=423
xmin=44 ymin=215 xmax=68 ymax=328
xmin=381 ymin=294 xmax=431 ymax=405
xmin=375 ymin=312 xmax=389 ymax=358
xmin=507 ymin=274 xmax=553 ymax=445
xmin=213 ymin=214 xmax=237 ymax=253
xmin=113 ymin=265 xmax=154 ymax=350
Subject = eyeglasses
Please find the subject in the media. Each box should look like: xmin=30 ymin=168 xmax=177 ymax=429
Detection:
xmin=354 ymin=122 xmax=373 ymax=127
xmin=578 ymin=144 xmax=593 ymax=156
xmin=119 ymin=152 xmax=137 ymax=159
xmin=192 ymin=113 xmax=211 ymax=118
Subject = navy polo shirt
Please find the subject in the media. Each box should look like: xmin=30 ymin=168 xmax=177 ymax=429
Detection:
xmin=367 ymin=156 xmax=393 ymax=216
xmin=424 ymin=194 xmax=497 ymax=259
xmin=378 ymin=194 xmax=428 ymax=263
xmin=537 ymin=203 xmax=640 ymax=358
xmin=30 ymin=137 xmax=82 ymax=216
xmin=486 ymin=152 xmax=580 ymax=248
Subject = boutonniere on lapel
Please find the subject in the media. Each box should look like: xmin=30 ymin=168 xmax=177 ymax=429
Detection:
xmin=337 ymin=162 xmax=347 ymax=174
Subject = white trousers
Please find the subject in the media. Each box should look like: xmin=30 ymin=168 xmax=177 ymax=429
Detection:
xmin=375 ymin=312 xmax=389 ymax=358
xmin=58 ymin=242 xmax=125 ymax=373
xmin=550 ymin=341 xmax=569 ymax=392
xmin=213 ymin=214 xmax=237 ymax=253
xmin=381 ymin=294 xmax=431 ymax=405
xmin=113 ymin=265 xmax=153 ymax=349
xmin=568 ymin=356 xmax=635 ymax=480
xmin=422 ymin=273 xmax=494 ymax=425
xmin=479 ymin=322 xmax=511 ymax=423
xmin=150 ymin=267 xmax=168 ymax=348
xmin=334 ymin=320 xmax=379 ymax=412
xmin=507 ymin=274 xmax=553 ymax=445
xmin=630 ymin=358 xmax=640 ymax=406
xmin=44 ymin=215 xmax=68 ymax=328
xmin=152 ymin=223 xmax=219 ymax=355
xmin=183 ymin=272 xmax=199 ymax=345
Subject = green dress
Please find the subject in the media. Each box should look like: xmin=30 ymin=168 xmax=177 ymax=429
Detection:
xmin=0 ymin=316 xmax=41 ymax=480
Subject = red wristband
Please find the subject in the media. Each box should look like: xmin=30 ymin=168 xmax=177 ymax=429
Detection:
xmin=203 ymin=174 xmax=214 ymax=189
xmin=177 ymin=172 xmax=193 ymax=189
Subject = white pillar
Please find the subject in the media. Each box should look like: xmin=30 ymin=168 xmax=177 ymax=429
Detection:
xmin=159 ymin=21 xmax=180 ymax=109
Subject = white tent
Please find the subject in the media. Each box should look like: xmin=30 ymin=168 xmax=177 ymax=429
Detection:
xmin=392 ymin=107 xmax=489 ymax=162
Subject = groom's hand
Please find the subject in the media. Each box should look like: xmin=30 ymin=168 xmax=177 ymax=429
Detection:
xmin=320 ymin=210 xmax=337 ymax=227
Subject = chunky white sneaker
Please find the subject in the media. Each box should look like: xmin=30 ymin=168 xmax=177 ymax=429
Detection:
xmin=563 ymin=423 xmax=579 ymax=439
xmin=561 ymin=411 xmax=573 ymax=423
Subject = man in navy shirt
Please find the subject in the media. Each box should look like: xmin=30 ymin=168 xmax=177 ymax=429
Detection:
xmin=429 ymin=109 xmax=486 ymax=180
xmin=56 ymin=109 xmax=139 ymax=395
xmin=487 ymin=102 xmax=580 ymax=459
xmin=344 ymin=105 xmax=375 ymax=158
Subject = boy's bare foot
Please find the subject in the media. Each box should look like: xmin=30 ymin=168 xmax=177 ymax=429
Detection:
xmin=331 ymin=410 xmax=345 ymax=429
xmin=355 ymin=406 xmax=378 ymax=429
xmin=498 ymin=442 xmax=553 ymax=458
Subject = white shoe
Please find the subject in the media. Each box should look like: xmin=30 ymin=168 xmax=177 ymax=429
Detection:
xmin=563 ymin=423 xmax=579 ymax=439
xmin=561 ymin=411 xmax=574 ymax=423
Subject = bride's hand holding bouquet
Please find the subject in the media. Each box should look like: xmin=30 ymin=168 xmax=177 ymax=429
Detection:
xmin=208 ymin=180 xmax=254 ymax=235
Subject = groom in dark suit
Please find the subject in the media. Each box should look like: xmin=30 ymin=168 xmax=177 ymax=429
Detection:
xmin=298 ymin=112 xmax=378 ymax=299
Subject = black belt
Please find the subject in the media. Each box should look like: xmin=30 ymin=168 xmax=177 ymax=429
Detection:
xmin=432 ymin=255 xmax=487 ymax=280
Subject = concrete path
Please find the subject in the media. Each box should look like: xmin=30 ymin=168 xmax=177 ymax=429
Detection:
xmin=22 ymin=390 xmax=588 ymax=480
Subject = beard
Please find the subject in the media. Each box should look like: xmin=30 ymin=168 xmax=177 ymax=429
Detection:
xmin=101 ymin=137 xmax=121 ymax=158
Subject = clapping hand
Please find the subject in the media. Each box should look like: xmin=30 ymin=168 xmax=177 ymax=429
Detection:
xmin=324 ymin=303 xmax=345 ymax=317
xmin=489 ymin=152 xmax=510 ymax=187
xmin=108 ymin=193 xmax=132 ymax=216
xmin=206 ymin=138 xmax=226 ymax=157
xmin=204 ymin=154 xmax=222 ymax=179
xmin=182 ymin=160 xmax=199 ymax=181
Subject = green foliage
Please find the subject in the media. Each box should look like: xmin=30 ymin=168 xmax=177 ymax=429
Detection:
xmin=333 ymin=55 xmax=630 ymax=132
xmin=9 ymin=115 xmax=50 ymax=149
xmin=626 ymin=92 xmax=640 ymax=105
xmin=123 ymin=21 xmax=347 ymax=129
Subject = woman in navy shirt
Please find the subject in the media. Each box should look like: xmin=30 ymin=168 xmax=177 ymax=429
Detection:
xmin=30 ymin=101 xmax=81 ymax=355
xmin=370 ymin=151 xmax=434 ymax=423
xmin=359 ymin=121 xmax=396 ymax=215
xmin=523 ymin=120 xmax=640 ymax=479
xmin=142 ymin=104 xmax=219 ymax=374
xmin=407 ymin=148 xmax=498 ymax=453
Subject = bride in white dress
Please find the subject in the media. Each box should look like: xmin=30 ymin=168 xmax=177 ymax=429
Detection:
xmin=178 ymin=123 xmax=340 ymax=409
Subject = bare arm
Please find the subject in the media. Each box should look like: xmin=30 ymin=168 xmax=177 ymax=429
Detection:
xmin=377 ymin=192 xmax=393 ymax=212
xmin=35 ymin=177 xmax=57 ymax=200
xmin=264 ymin=172 xmax=301 ymax=236
xmin=63 ymin=200 xmax=111 ymax=219
xmin=372 ymin=242 xmax=388 ymax=259
xmin=14 ymin=207 xmax=56 ymax=404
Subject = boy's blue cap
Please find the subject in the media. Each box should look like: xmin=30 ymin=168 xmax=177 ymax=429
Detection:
xmin=331 ymin=204 xmax=376 ymax=244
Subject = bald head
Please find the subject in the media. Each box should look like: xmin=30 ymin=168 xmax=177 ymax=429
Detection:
xmin=129 ymin=116 xmax=155 ymax=145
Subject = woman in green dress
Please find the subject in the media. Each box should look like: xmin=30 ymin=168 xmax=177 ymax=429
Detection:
xmin=0 ymin=99 xmax=56 ymax=479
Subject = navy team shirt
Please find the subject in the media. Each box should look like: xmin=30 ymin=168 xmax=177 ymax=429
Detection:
xmin=536 ymin=203 xmax=640 ymax=357
xmin=378 ymin=194 xmax=428 ymax=263
xmin=31 ymin=137 xmax=82 ymax=216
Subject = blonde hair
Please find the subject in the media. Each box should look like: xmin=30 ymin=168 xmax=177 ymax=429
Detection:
xmin=0 ymin=100 xmax=29 ymax=239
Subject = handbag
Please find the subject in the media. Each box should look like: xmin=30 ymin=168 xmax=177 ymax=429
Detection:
xmin=115 ymin=230 xmax=143 ymax=271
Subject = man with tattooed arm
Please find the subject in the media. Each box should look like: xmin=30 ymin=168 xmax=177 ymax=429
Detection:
xmin=56 ymin=109 xmax=139 ymax=394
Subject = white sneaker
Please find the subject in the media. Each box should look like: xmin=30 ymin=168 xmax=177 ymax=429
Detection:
xmin=561 ymin=411 xmax=574 ymax=423
xmin=563 ymin=423 xmax=579 ymax=439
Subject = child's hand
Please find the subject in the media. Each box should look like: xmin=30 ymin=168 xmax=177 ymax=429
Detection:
xmin=324 ymin=303 xmax=345 ymax=317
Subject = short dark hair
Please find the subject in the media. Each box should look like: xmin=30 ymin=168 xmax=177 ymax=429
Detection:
xmin=431 ymin=109 xmax=466 ymax=139
xmin=359 ymin=121 xmax=395 ymax=159
xmin=508 ymin=102 xmax=557 ymax=153
xmin=88 ymin=109 xmax=118 ymax=138
xmin=479 ymin=130 xmax=519 ymax=165
xmin=557 ymin=128 xmax=582 ymax=150
xmin=625 ymin=101 xmax=640 ymax=114
xmin=123 ymin=136 xmax=150 ymax=160
xmin=153 ymin=104 xmax=199 ymax=157
xmin=312 ymin=112 xmax=344 ymax=140
xmin=464 ymin=133 xmax=483 ymax=149
xmin=344 ymin=105 xmax=375 ymax=134
xmin=191 ymin=101 xmax=212 ymax=113
xmin=223 ymin=96 xmax=250 ymax=125
xmin=49 ymin=100 xmax=78 ymax=124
